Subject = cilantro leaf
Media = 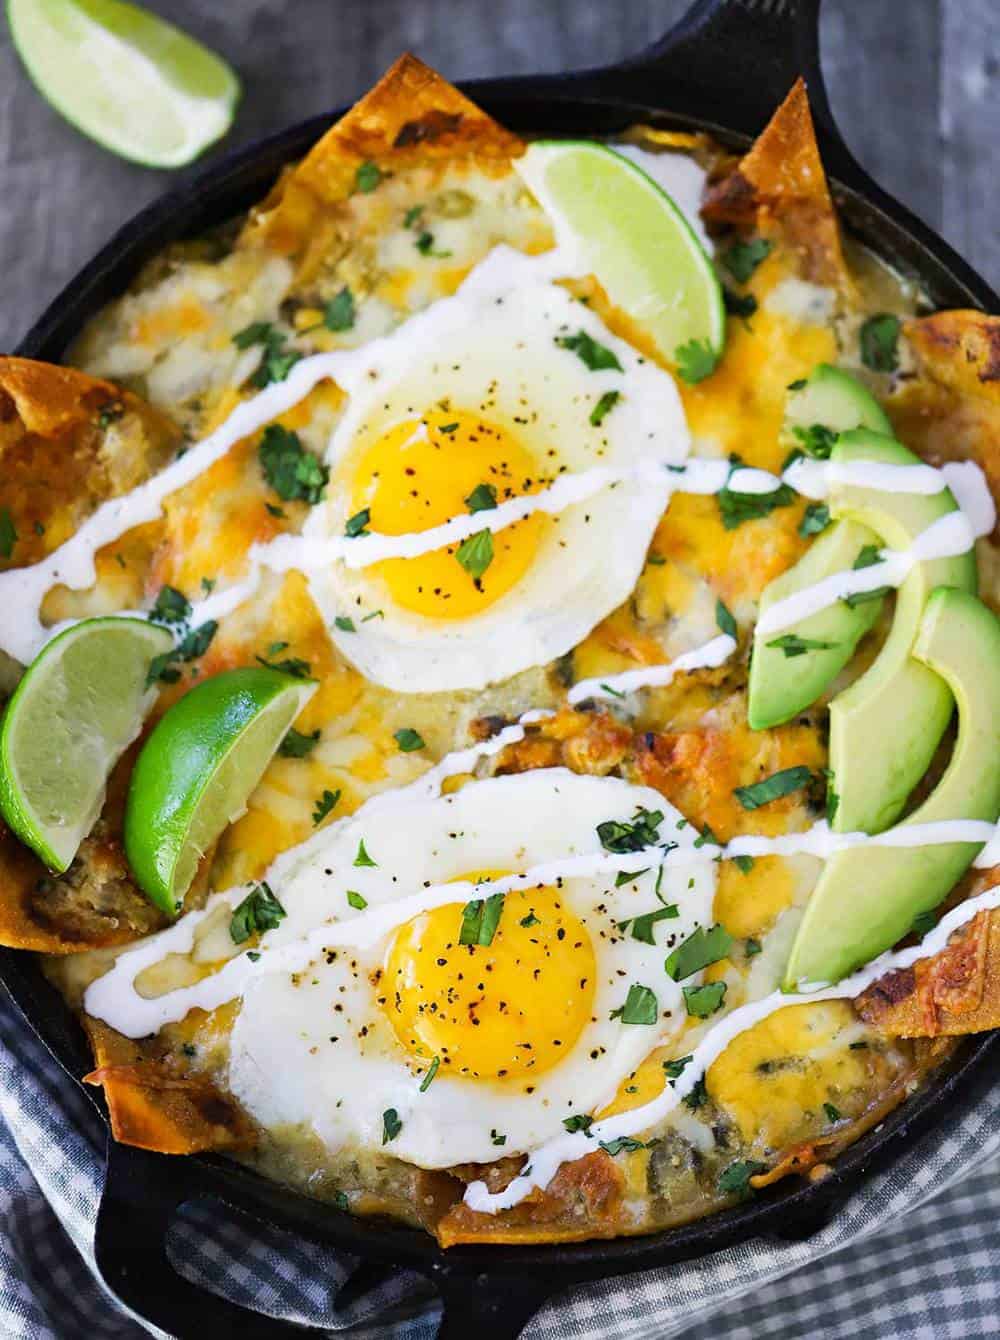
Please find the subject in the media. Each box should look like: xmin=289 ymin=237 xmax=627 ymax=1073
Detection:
xmin=717 ymin=457 xmax=795 ymax=530
xmin=230 ymin=882 xmax=286 ymax=944
xmin=843 ymin=543 xmax=891 ymax=607
xmin=675 ymin=338 xmax=719 ymax=384
xmin=793 ymin=423 xmax=839 ymax=459
xmin=382 ymin=1107 xmax=402 ymax=1143
xmin=255 ymin=653 xmax=311 ymax=678
xmin=354 ymin=839 xmax=376 ymax=868
xmin=394 ymin=728 xmax=425 ymax=752
xmin=734 ymin=765 xmax=815 ymax=811
xmin=419 ymin=1056 xmax=440 ymax=1091
xmin=459 ymin=891 xmax=505 ymax=947
xmin=597 ymin=806 xmax=665 ymax=854
xmin=589 ymin=389 xmax=621 ymax=426
xmin=0 ymin=508 xmax=16 ymax=559
xmin=312 ymin=788 xmax=340 ymax=825
xmin=354 ymin=161 xmax=383 ymax=194
xmin=720 ymin=237 xmax=772 ymax=284
xmin=766 ymin=633 xmax=838 ymax=658
xmin=259 ymin=425 xmax=329 ymax=504
xmin=715 ymin=598 xmax=737 ymax=639
xmin=324 ymin=287 xmax=356 ymax=332
xmin=149 ymin=585 xmax=191 ymax=626
xmin=599 ymin=1136 xmax=647 ymax=1157
xmin=465 ymin=483 xmax=497 ymax=513
xmin=823 ymin=1102 xmax=842 ymax=1122
xmin=415 ymin=230 xmax=451 ymax=258
xmin=334 ymin=616 xmax=356 ymax=633
xmin=562 ymin=1114 xmax=594 ymax=1135
xmin=555 ymin=329 xmax=623 ymax=372
xmin=665 ymin=924 xmax=734 ymax=981
xmin=346 ymin=890 xmax=367 ymax=910
xmin=682 ymin=1076 xmax=708 ymax=1109
xmin=723 ymin=288 xmax=757 ymax=320
xmin=279 ymin=727 xmax=320 ymax=758
xmin=733 ymin=854 xmax=755 ymax=874
xmin=345 ymin=508 xmax=370 ymax=538
xmin=860 ymin=313 xmax=901 ymax=373
xmin=609 ymin=983 xmax=658 ymax=1025
xmin=663 ymin=1055 xmax=692 ymax=1081
xmin=233 ymin=323 xmax=302 ymax=388
xmin=619 ymin=905 xmax=679 ymax=945
xmin=799 ymin=502 xmax=831 ymax=537
xmin=455 ymin=528 xmax=494 ymax=580
xmin=718 ymin=1159 xmax=766 ymax=1196
xmin=682 ymin=981 xmax=727 ymax=1018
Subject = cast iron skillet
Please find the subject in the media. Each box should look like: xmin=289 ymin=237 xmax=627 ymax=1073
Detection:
xmin=3 ymin=1 xmax=998 ymax=1336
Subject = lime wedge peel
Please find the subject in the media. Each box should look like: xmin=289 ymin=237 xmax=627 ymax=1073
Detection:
xmin=0 ymin=616 xmax=173 ymax=873
xmin=124 ymin=667 xmax=316 ymax=915
xmin=516 ymin=139 xmax=725 ymax=364
xmin=7 ymin=0 xmax=240 ymax=168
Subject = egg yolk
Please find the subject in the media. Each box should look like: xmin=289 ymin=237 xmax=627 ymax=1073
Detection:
xmin=350 ymin=412 xmax=549 ymax=619
xmin=383 ymin=881 xmax=595 ymax=1083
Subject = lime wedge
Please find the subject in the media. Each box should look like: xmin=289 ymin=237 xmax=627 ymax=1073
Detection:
xmin=516 ymin=140 xmax=725 ymax=366
xmin=0 ymin=617 xmax=173 ymax=872
xmin=7 ymin=0 xmax=240 ymax=168
xmin=124 ymin=667 xmax=316 ymax=914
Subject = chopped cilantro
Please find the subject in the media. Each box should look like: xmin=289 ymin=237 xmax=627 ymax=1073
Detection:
xmin=843 ymin=543 xmax=891 ymax=607
xmin=346 ymin=890 xmax=367 ymax=910
xmin=233 ymin=322 xmax=302 ymax=388
xmin=717 ymin=457 xmax=795 ymax=530
xmin=312 ymin=788 xmax=340 ymax=825
xmin=279 ymin=727 xmax=320 ymax=758
xmin=615 ymin=868 xmax=648 ymax=888
xmin=344 ymin=507 xmax=371 ymax=538
xmin=610 ymin=982 xmax=658 ymax=1025
xmin=394 ymin=728 xmax=425 ymax=752
xmin=599 ymin=1136 xmax=646 ymax=1157
xmin=562 ymin=1114 xmax=594 ymax=1135
xmin=455 ymin=528 xmax=494 ymax=580
xmin=723 ymin=288 xmax=757 ymax=321
xmin=403 ymin=204 xmax=424 ymax=229
xmin=734 ymin=765 xmax=815 ymax=811
xmin=415 ymin=230 xmax=451 ymax=258
xmin=675 ymin=337 xmax=719 ymax=384
xmin=860 ymin=313 xmax=901 ymax=373
xmin=520 ymin=912 xmax=540 ymax=928
xmin=354 ymin=839 xmax=376 ymax=868
xmin=745 ymin=937 xmax=762 ymax=957
xmin=767 ymin=633 xmax=838 ymax=658
xmin=149 ymin=585 xmax=191 ymax=626
xmin=259 ymin=425 xmax=329 ymax=504
xmin=265 ymin=502 xmax=287 ymax=519
xmin=589 ymin=389 xmax=621 ymax=426
xmin=799 ymin=502 xmax=831 ymax=537
xmin=459 ymin=891 xmax=505 ymax=947
xmin=419 ymin=1056 xmax=440 ymax=1092
xmin=911 ymin=909 xmax=937 ymax=937
xmin=718 ymin=1159 xmax=766 ymax=1196
xmin=255 ymin=653 xmax=311 ymax=678
xmin=555 ymin=329 xmax=623 ymax=372
xmin=354 ymin=161 xmax=383 ymax=194
xmin=823 ymin=1102 xmax=842 ymax=1122
xmin=491 ymin=1129 xmax=506 ymax=1146
xmin=600 ymin=682 xmax=625 ymax=699
xmin=665 ymin=924 xmax=734 ymax=981
xmin=733 ymin=854 xmax=755 ymax=874
xmin=465 ymin=482 xmax=498 ymax=513
xmin=619 ymin=905 xmax=679 ymax=945
xmin=334 ymin=1191 xmax=349 ymax=1211
xmin=793 ymin=423 xmax=839 ymax=459
xmin=663 ymin=1055 xmax=692 ymax=1081
xmin=787 ymin=378 xmax=807 ymax=391
xmin=146 ymin=620 xmax=217 ymax=687
xmin=683 ymin=981 xmax=727 ymax=1018
xmin=382 ymin=1107 xmax=402 ymax=1143
xmin=324 ymin=287 xmax=355 ymax=332
xmin=683 ymin=1076 xmax=709 ymax=1109
xmin=721 ymin=236 xmax=772 ymax=283
xmin=334 ymin=616 xmax=356 ymax=633
xmin=597 ymin=806 xmax=664 ymax=854
xmin=715 ymin=598 xmax=737 ymax=639
xmin=230 ymin=882 xmax=286 ymax=944
xmin=827 ymin=786 xmax=840 ymax=825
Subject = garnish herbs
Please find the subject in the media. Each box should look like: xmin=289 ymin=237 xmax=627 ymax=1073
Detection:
xmin=382 ymin=1107 xmax=402 ymax=1143
xmin=233 ymin=322 xmax=302 ymax=388
xmin=597 ymin=806 xmax=664 ymax=854
xmin=683 ymin=1076 xmax=708 ymax=1109
xmin=324 ymin=287 xmax=355 ymax=332
xmin=733 ymin=854 xmax=754 ymax=874
xmin=149 ymin=585 xmax=191 ymax=625
xmin=0 ymin=508 xmax=16 ymax=559
xmin=799 ymin=501 xmax=831 ymax=537
xmin=146 ymin=620 xmax=218 ymax=687
xmin=419 ymin=1056 xmax=440 ymax=1092
xmin=720 ymin=236 xmax=772 ymax=284
xmin=823 ymin=1102 xmax=842 ymax=1122
xmin=354 ymin=161 xmax=383 ymax=194
xmin=354 ymin=839 xmax=377 ymax=867
xmin=843 ymin=543 xmax=891 ymax=607
xmin=859 ymin=313 xmax=901 ymax=373
xmin=599 ymin=1136 xmax=647 ymax=1157
xmin=715 ymin=598 xmax=737 ymax=639
xmin=590 ymin=389 xmax=621 ymax=427
xmin=255 ymin=653 xmax=311 ymax=678
xmin=734 ymin=765 xmax=815 ymax=811
xmin=793 ymin=423 xmax=839 ymax=459
xmin=555 ymin=329 xmax=623 ymax=372
xmin=717 ymin=1159 xmax=766 ymax=1196
xmin=723 ymin=288 xmax=757 ymax=321
xmin=279 ymin=727 xmax=320 ymax=758
xmin=459 ymin=891 xmax=505 ymax=947
xmin=610 ymin=983 xmax=658 ymax=1025
xmin=346 ymin=890 xmax=367 ymax=910
xmin=465 ymin=483 xmax=498 ymax=513
xmin=675 ymin=338 xmax=719 ymax=384
xmin=619 ymin=905 xmax=679 ymax=945
xmin=745 ymin=937 xmax=762 ymax=957
xmin=663 ymin=1055 xmax=692 ymax=1081
xmin=455 ymin=528 xmax=494 ymax=581
xmin=415 ymin=230 xmax=451 ymax=258
xmin=345 ymin=507 xmax=371 ymax=538
xmin=312 ymin=788 xmax=340 ymax=825
xmin=682 ymin=981 xmax=727 ymax=1018
xmin=520 ymin=912 xmax=540 ymax=928
xmin=334 ymin=616 xmax=356 ymax=633
xmin=563 ymin=1114 xmax=594 ymax=1135
xmin=394 ymin=728 xmax=426 ymax=752
xmin=259 ymin=425 xmax=329 ymax=504
xmin=767 ymin=633 xmax=838 ymax=658
xmin=717 ymin=457 xmax=795 ymax=530
xmin=664 ymin=924 xmax=734 ymax=981
xmin=230 ymin=882 xmax=286 ymax=944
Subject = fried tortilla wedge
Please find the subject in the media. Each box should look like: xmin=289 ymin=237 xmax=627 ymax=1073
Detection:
xmin=82 ymin=1017 xmax=255 ymax=1155
xmin=702 ymin=78 xmax=851 ymax=291
xmin=906 ymin=311 xmax=1000 ymax=403
xmin=857 ymin=869 xmax=1000 ymax=1037
xmin=0 ymin=356 xmax=180 ymax=576
xmin=241 ymin=53 xmax=524 ymax=264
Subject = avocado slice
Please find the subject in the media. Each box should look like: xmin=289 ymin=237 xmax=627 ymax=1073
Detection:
xmin=783 ymin=587 xmax=1000 ymax=989
xmin=748 ymin=367 xmax=893 ymax=730
xmin=827 ymin=430 xmax=977 ymax=834
xmin=748 ymin=519 xmax=883 ymax=729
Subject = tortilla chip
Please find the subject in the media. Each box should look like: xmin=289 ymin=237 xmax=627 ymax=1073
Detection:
xmin=857 ymin=870 xmax=1000 ymax=1036
xmin=702 ymin=79 xmax=850 ymax=291
xmin=906 ymin=311 xmax=1000 ymax=403
xmin=242 ymin=54 xmax=523 ymax=262
xmin=82 ymin=1017 xmax=255 ymax=1155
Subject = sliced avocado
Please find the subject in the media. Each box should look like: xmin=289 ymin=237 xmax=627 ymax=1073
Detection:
xmin=748 ymin=367 xmax=893 ymax=729
xmin=784 ymin=587 xmax=1000 ymax=989
xmin=827 ymin=430 xmax=977 ymax=833
xmin=784 ymin=363 xmax=892 ymax=445
xmin=748 ymin=520 xmax=882 ymax=729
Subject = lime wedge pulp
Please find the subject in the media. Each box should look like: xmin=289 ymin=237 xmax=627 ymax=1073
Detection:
xmin=0 ymin=616 xmax=173 ymax=872
xmin=7 ymin=0 xmax=240 ymax=168
xmin=516 ymin=140 xmax=725 ymax=365
xmin=124 ymin=667 xmax=316 ymax=915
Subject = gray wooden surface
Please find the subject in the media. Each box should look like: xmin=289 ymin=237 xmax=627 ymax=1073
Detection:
xmin=0 ymin=0 xmax=996 ymax=351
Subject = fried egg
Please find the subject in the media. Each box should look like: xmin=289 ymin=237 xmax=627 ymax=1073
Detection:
xmin=227 ymin=769 xmax=715 ymax=1167
xmin=303 ymin=248 xmax=688 ymax=693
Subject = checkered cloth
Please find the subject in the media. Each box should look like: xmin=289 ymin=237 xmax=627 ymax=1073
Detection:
xmin=2 ymin=995 xmax=998 ymax=1340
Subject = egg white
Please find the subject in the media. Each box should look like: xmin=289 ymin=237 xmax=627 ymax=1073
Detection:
xmin=226 ymin=768 xmax=715 ymax=1168
xmin=302 ymin=247 xmax=688 ymax=694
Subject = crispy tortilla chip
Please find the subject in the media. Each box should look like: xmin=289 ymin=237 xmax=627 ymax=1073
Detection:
xmin=906 ymin=311 xmax=1000 ymax=403
xmin=242 ymin=54 xmax=523 ymax=263
xmin=702 ymin=79 xmax=850 ymax=291
xmin=857 ymin=870 xmax=1000 ymax=1036
xmin=82 ymin=1018 xmax=255 ymax=1155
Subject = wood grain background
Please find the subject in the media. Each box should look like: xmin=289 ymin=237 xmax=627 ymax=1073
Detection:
xmin=0 ymin=0 xmax=995 ymax=350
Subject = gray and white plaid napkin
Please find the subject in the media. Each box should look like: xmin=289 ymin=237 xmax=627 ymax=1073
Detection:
xmin=1 ymin=994 xmax=997 ymax=1339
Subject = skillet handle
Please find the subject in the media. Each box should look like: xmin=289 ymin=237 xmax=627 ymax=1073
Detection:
xmin=94 ymin=1140 xmax=310 ymax=1338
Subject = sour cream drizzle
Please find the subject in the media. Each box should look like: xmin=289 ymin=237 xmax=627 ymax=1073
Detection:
xmin=567 ymin=632 xmax=736 ymax=705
